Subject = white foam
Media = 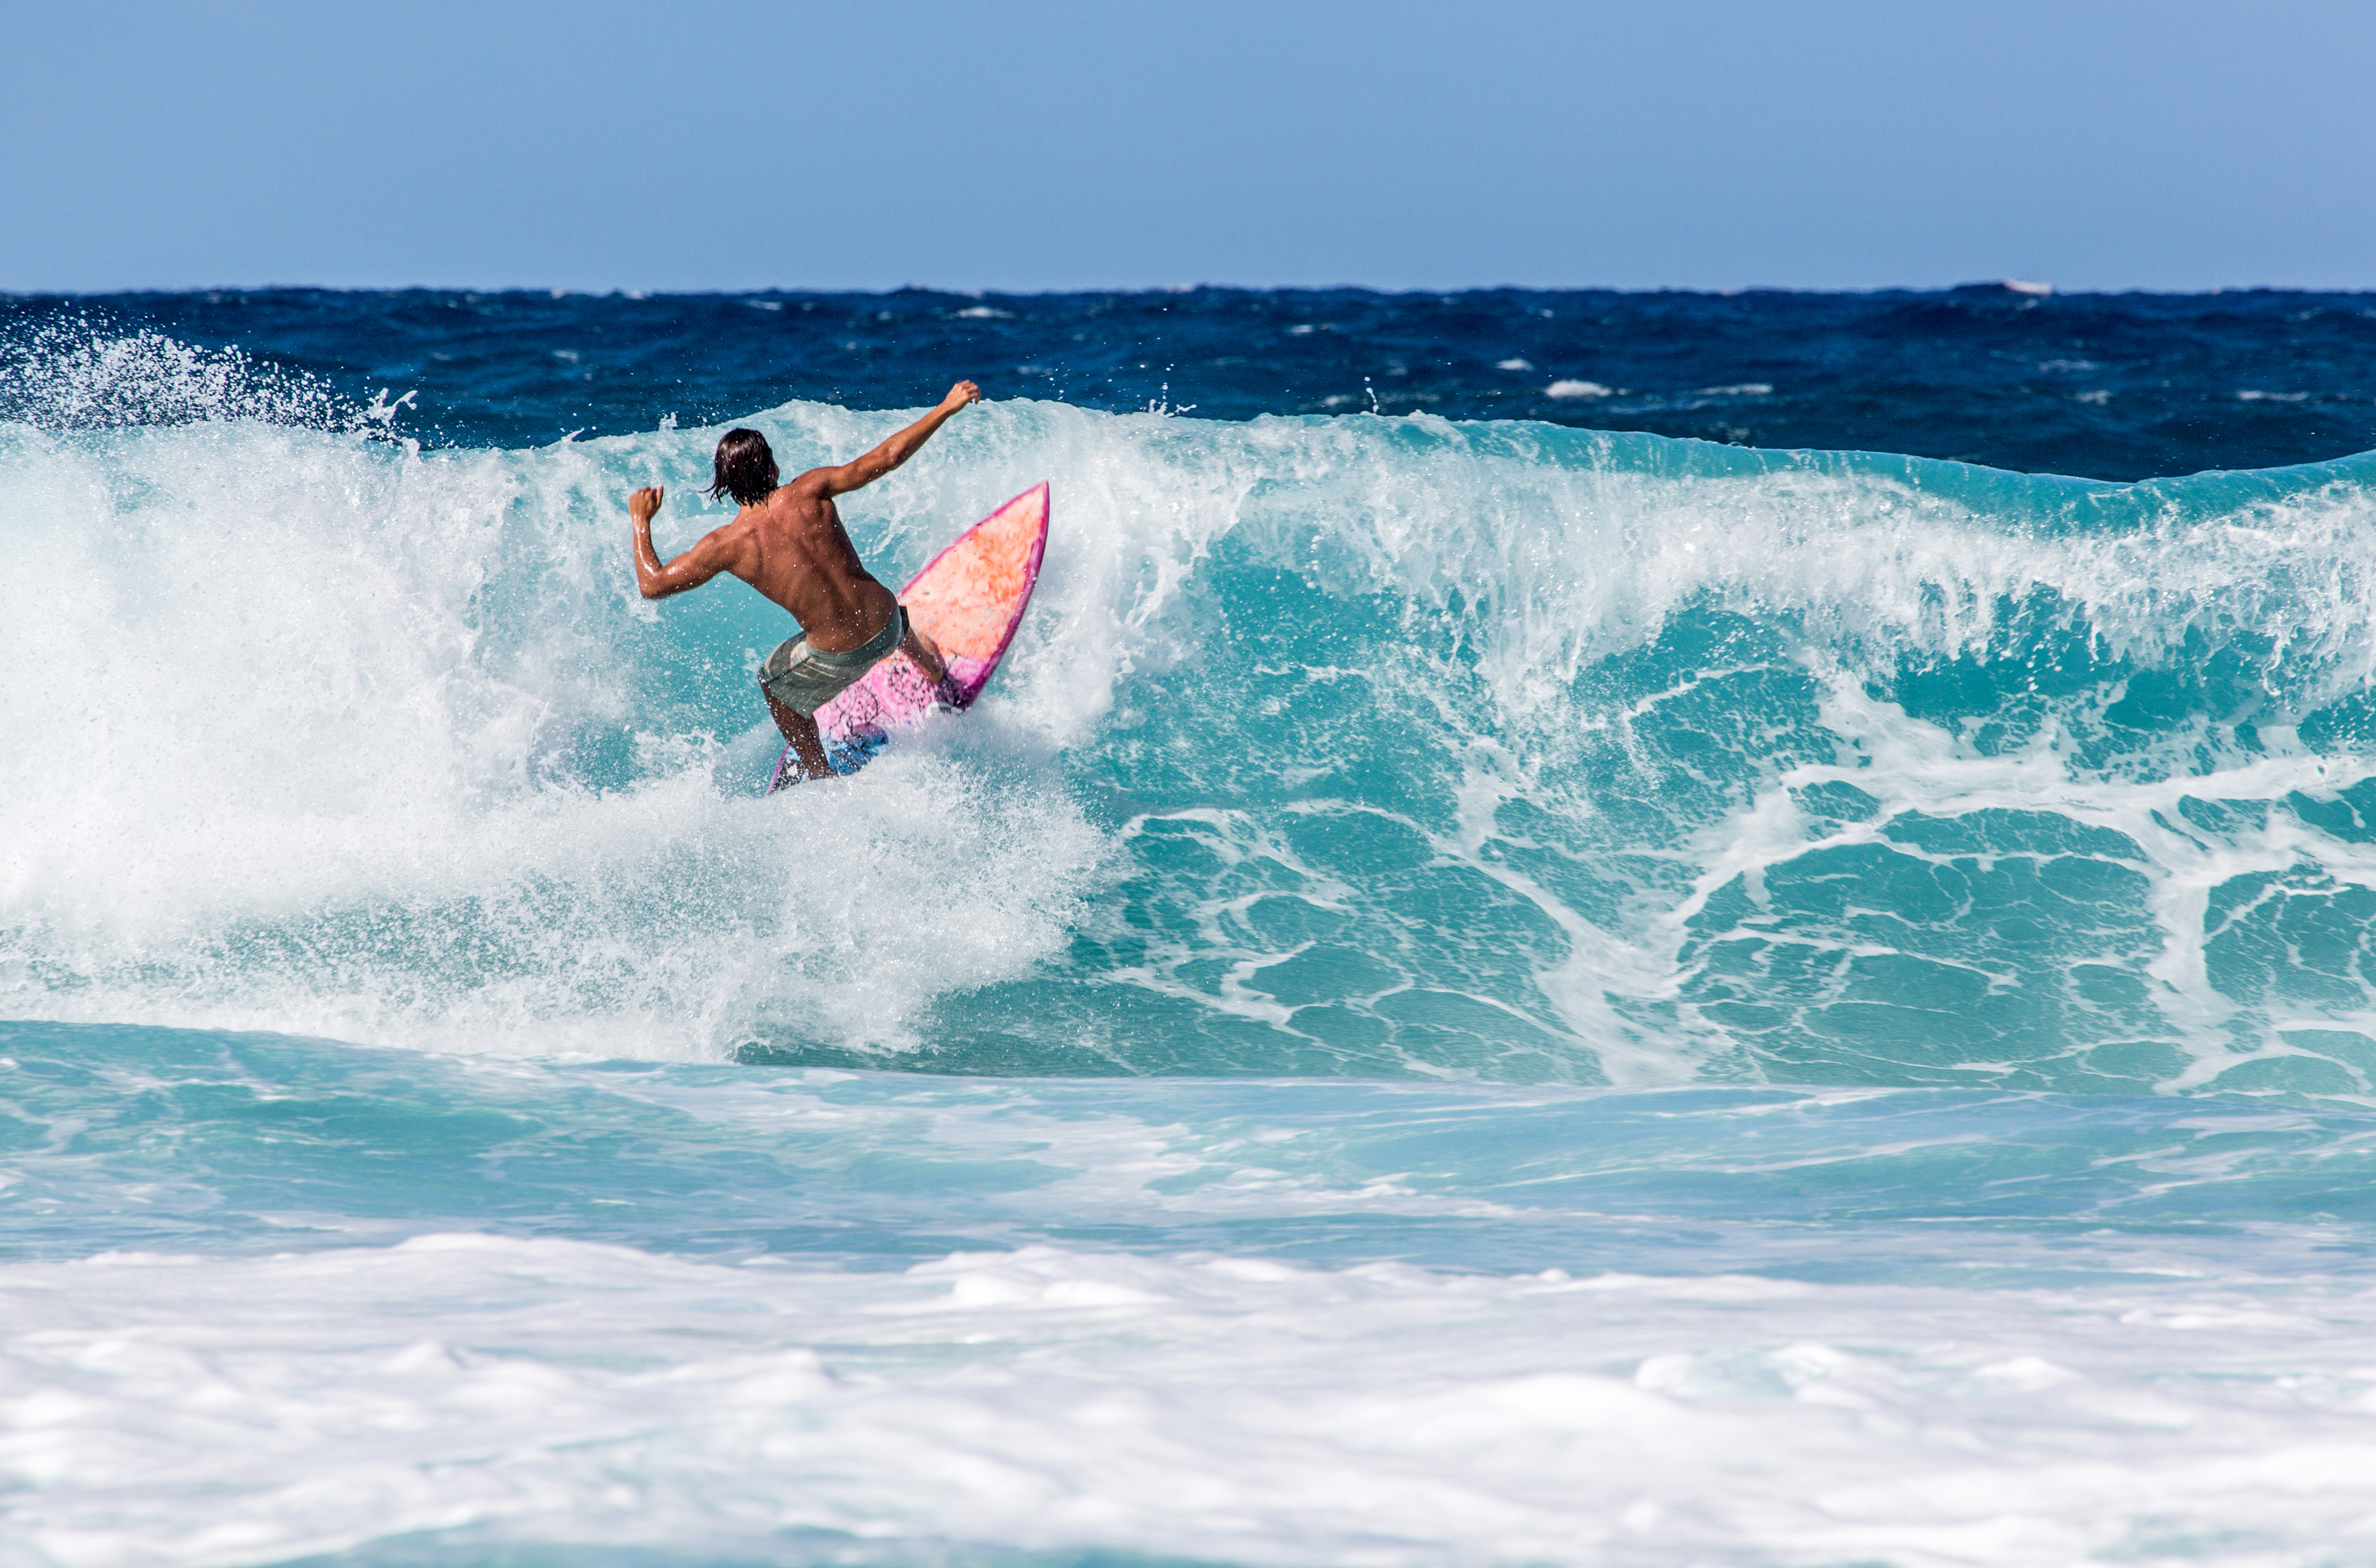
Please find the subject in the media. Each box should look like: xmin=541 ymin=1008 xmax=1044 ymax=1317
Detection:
xmin=7 ymin=1235 xmax=2376 ymax=1566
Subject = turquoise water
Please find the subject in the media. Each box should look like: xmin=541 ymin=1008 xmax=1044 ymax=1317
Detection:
xmin=12 ymin=332 xmax=2376 ymax=1562
xmin=20 ymin=1018 xmax=2376 ymax=1279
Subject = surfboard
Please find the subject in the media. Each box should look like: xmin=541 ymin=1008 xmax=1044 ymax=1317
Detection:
xmin=764 ymin=481 xmax=1050 ymax=793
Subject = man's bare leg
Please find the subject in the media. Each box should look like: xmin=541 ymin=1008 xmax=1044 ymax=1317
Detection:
xmin=766 ymin=693 xmax=835 ymax=781
xmin=900 ymin=621 xmax=965 ymax=708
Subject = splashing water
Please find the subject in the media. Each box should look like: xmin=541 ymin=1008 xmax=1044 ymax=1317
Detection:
xmin=10 ymin=375 xmax=2376 ymax=1093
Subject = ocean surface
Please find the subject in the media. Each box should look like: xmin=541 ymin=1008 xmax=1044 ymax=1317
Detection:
xmin=10 ymin=284 xmax=2376 ymax=1566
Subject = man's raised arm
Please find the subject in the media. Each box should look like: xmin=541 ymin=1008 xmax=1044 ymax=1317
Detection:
xmin=815 ymin=381 xmax=981 ymax=496
xmin=630 ymin=486 xmax=745 ymax=599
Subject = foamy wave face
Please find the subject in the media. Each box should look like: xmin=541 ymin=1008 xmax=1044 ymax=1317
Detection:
xmin=9 ymin=382 xmax=2376 ymax=1085
xmin=951 ymin=413 xmax=2376 ymax=1094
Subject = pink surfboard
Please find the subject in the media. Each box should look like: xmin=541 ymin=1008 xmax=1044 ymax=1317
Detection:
xmin=765 ymin=481 xmax=1050 ymax=793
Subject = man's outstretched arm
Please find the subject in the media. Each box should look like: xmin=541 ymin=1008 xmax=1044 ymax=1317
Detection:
xmin=814 ymin=381 xmax=980 ymax=496
xmin=630 ymin=486 xmax=745 ymax=599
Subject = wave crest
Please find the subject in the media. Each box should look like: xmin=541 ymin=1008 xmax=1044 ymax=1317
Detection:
xmin=0 ymin=315 xmax=409 ymax=436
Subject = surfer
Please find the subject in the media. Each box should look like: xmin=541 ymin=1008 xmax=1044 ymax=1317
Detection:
xmin=626 ymin=381 xmax=981 ymax=781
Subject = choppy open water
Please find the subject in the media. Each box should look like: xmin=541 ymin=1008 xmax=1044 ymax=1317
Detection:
xmin=10 ymin=286 xmax=2376 ymax=1566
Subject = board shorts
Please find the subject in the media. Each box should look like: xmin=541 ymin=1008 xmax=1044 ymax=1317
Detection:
xmin=758 ymin=604 xmax=907 ymax=717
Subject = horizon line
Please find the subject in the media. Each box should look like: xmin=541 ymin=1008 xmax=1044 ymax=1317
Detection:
xmin=9 ymin=278 xmax=2376 ymax=302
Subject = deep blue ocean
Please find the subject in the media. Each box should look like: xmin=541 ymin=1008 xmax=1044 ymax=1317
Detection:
xmin=10 ymin=285 xmax=2376 ymax=1567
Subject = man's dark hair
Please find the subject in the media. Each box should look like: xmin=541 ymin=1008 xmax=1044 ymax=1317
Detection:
xmin=707 ymin=428 xmax=779 ymax=508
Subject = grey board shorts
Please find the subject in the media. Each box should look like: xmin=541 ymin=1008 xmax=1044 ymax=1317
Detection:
xmin=758 ymin=605 xmax=906 ymax=717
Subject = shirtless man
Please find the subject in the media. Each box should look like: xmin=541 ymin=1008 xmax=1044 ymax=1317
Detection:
xmin=627 ymin=380 xmax=980 ymax=782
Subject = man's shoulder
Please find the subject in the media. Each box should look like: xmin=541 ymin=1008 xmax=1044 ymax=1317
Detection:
xmin=775 ymin=466 xmax=837 ymax=499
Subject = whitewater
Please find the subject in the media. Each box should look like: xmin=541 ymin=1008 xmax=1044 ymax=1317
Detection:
xmin=10 ymin=292 xmax=2376 ymax=1567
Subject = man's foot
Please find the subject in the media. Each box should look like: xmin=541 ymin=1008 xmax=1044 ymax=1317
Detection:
xmin=767 ymin=751 xmax=836 ymax=792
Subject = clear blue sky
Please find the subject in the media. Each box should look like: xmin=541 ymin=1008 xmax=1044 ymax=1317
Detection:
xmin=7 ymin=0 xmax=2370 ymax=294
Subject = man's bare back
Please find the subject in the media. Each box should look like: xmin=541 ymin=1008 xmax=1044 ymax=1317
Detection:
xmin=627 ymin=380 xmax=981 ymax=780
